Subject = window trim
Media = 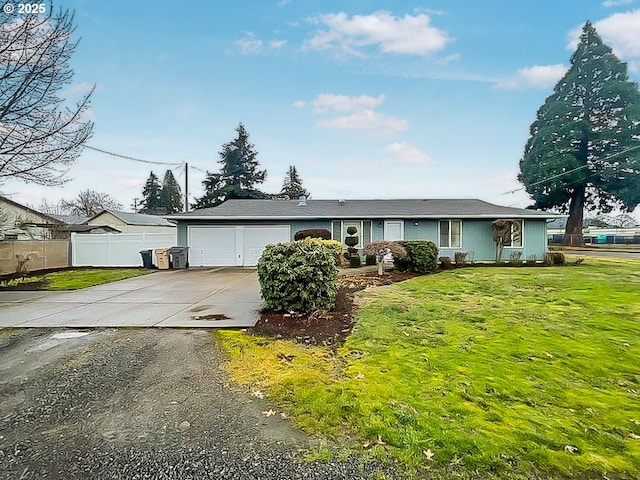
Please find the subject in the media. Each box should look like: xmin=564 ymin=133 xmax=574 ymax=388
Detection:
xmin=438 ymin=219 xmax=462 ymax=248
xmin=503 ymin=219 xmax=524 ymax=248
xmin=332 ymin=220 xmax=371 ymax=249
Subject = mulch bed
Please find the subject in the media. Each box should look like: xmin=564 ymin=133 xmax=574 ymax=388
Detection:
xmin=250 ymin=271 xmax=419 ymax=345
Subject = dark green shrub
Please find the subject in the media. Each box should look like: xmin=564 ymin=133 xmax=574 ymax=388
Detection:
xmin=257 ymin=241 xmax=338 ymax=312
xmin=365 ymin=254 xmax=376 ymax=266
xmin=293 ymin=228 xmax=331 ymax=241
xmin=350 ymin=255 xmax=362 ymax=268
xmin=545 ymin=252 xmax=566 ymax=265
xmin=393 ymin=240 xmax=438 ymax=273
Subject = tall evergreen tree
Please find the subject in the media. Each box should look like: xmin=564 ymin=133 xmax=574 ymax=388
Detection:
xmin=193 ymin=124 xmax=267 ymax=209
xmin=140 ymin=171 xmax=162 ymax=214
xmin=160 ymin=169 xmax=183 ymax=214
xmin=518 ymin=22 xmax=640 ymax=246
xmin=279 ymin=165 xmax=310 ymax=200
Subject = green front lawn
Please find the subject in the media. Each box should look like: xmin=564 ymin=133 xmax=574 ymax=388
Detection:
xmin=219 ymin=257 xmax=640 ymax=479
xmin=0 ymin=268 xmax=152 ymax=290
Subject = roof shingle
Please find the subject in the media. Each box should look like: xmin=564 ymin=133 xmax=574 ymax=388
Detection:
xmin=166 ymin=199 xmax=555 ymax=220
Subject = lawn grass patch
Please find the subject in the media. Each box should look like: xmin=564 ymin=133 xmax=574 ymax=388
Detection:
xmin=0 ymin=268 xmax=153 ymax=290
xmin=218 ymin=257 xmax=640 ymax=478
xmin=44 ymin=268 xmax=153 ymax=290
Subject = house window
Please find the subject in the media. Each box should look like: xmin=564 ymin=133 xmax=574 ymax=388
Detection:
xmin=439 ymin=220 xmax=461 ymax=248
xmin=504 ymin=220 xmax=523 ymax=247
xmin=331 ymin=220 xmax=371 ymax=248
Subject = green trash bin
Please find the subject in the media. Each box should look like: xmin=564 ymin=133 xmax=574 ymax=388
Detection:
xmin=139 ymin=249 xmax=154 ymax=268
xmin=169 ymin=246 xmax=189 ymax=269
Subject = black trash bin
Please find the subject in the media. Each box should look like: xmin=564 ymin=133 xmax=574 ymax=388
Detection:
xmin=139 ymin=249 xmax=154 ymax=268
xmin=169 ymin=246 xmax=189 ymax=269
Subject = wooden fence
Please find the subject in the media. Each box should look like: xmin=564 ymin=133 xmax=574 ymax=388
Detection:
xmin=0 ymin=240 xmax=69 ymax=275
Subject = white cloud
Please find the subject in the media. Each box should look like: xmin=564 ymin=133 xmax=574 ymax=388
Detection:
xmin=318 ymin=109 xmax=408 ymax=136
xmin=602 ymin=0 xmax=633 ymax=7
xmin=497 ymin=64 xmax=567 ymax=89
xmin=292 ymin=100 xmax=306 ymax=108
xmin=436 ymin=53 xmax=461 ymax=65
xmin=384 ymin=142 xmax=433 ymax=165
xmin=270 ymin=39 xmax=286 ymax=49
xmin=305 ymin=10 xmax=451 ymax=58
xmin=312 ymin=93 xmax=385 ymax=113
xmin=236 ymin=34 xmax=263 ymax=55
xmin=567 ymin=10 xmax=640 ymax=59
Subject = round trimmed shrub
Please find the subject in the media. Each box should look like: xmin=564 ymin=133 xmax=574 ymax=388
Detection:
xmin=293 ymin=228 xmax=331 ymax=241
xmin=393 ymin=240 xmax=438 ymax=273
xmin=257 ymin=240 xmax=338 ymax=312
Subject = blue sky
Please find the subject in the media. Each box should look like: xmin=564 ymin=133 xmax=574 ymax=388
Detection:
xmin=3 ymin=0 xmax=640 ymax=217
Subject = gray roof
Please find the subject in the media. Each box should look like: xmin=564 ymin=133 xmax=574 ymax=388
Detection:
xmin=52 ymin=214 xmax=89 ymax=225
xmin=89 ymin=210 xmax=176 ymax=226
xmin=167 ymin=199 xmax=556 ymax=220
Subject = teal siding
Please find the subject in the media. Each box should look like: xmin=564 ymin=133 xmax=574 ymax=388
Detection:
xmin=405 ymin=220 xmax=437 ymax=241
xmin=176 ymin=217 xmax=548 ymax=262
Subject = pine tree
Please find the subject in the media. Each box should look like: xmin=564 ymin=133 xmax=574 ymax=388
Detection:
xmin=279 ymin=165 xmax=310 ymax=200
xmin=140 ymin=171 xmax=162 ymax=214
xmin=518 ymin=22 xmax=640 ymax=246
xmin=160 ymin=169 xmax=183 ymax=214
xmin=193 ymin=124 xmax=268 ymax=208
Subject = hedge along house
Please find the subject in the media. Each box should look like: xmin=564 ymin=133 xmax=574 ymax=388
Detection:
xmin=166 ymin=198 xmax=555 ymax=267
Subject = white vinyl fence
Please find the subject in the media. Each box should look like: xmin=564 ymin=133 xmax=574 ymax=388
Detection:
xmin=71 ymin=232 xmax=177 ymax=267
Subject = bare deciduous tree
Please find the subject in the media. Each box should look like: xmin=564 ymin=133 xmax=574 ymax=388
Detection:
xmin=61 ymin=189 xmax=122 ymax=216
xmin=0 ymin=6 xmax=94 ymax=186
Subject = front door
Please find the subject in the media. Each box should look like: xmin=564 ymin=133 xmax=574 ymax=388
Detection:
xmin=384 ymin=220 xmax=404 ymax=241
xmin=383 ymin=220 xmax=404 ymax=261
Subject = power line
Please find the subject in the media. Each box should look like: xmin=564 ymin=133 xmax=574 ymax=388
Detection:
xmin=83 ymin=144 xmax=182 ymax=166
xmin=504 ymin=144 xmax=640 ymax=195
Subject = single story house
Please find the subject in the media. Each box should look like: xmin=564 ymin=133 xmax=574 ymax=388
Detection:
xmin=0 ymin=195 xmax=65 ymax=240
xmin=86 ymin=210 xmax=176 ymax=234
xmin=166 ymin=198 xmax=555 ymax=267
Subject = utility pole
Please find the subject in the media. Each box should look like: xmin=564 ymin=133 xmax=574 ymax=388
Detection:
xmin=184 ymin=162 xmax=189 ymax=212
xmin=131 ymin=198 xmax=139 ymax=213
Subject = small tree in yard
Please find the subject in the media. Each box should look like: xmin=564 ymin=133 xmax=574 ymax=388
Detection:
xmin=492 ymin=219 xmax=514 ymax=263
xmin=363 ymin=241 xmax=407 ymax=275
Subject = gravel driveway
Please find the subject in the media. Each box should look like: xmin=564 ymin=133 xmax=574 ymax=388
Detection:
xmin=0 ymin=329 xmax=399 ymax=479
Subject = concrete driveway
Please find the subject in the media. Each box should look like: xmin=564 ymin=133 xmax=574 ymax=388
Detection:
xmin=0 ymin=268 xmax=262 ymax=328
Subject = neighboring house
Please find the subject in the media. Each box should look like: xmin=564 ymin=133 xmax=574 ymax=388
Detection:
xmin=86 ymin=210 xmax=176 ymax=234
xmin=0 ymin=195 xmax=65 ymax=240
xmin=547 ymin=215 xmax=640 ymax=244
xmin=166 ymin=198 xmax=555 ymax=267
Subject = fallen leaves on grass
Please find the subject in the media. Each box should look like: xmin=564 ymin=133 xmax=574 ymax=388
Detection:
xmin=423 ymin=449 xmax=434 ymax=461
xmin=262 ymin=409 xmax=276 ymax=417
xmin=251 ymin=390 xmax=265 ymax=399
xmin=363 ymin=435 xmax=387 ymax=448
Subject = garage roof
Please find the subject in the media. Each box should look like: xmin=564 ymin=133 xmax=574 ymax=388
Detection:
xmin=166 ymin=199 xmax=556 ymax=220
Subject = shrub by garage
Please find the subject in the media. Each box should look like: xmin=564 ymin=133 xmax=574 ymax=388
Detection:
xmin=293 ymin=228 xmax=331 ymax=241
xmin=393 ymin=240 xmax=438 ymax=273
xmin=257 ymin=240 xmax=338 ymax=312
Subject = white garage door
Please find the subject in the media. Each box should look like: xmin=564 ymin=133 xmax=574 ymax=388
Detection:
xmin=187 ymin=225 xmax=290 ymax=267
xmin=188 ymin=227 xmax=236 ymax=266
xmin=244 ymin=226 xmax=290 ymax=266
